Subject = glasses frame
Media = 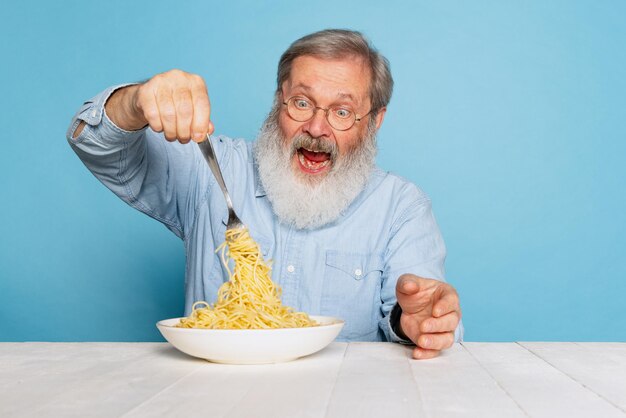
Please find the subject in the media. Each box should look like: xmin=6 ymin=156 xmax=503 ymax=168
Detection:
xmin=282 ymin=95 xmax=373 ymax=131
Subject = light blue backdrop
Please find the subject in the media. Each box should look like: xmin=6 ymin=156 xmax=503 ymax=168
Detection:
xmin=1 ymin=0 xmax=624 ymax=342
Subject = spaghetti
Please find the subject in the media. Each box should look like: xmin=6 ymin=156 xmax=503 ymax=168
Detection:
xmin=177 ymin=228 xmax=318 ymax=329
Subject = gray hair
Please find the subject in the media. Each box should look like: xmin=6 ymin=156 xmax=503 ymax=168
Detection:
xmin=277 ymin=29 xmax=393 ymax=113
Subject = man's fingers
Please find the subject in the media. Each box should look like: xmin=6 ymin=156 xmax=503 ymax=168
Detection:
xmin=190 ymin=81 xmax=211 ymax=142
xmin=173 ymin=88 xmax=193 ymax=143
xmin=396 ymin=276 xmax=460 ymax=358
xmin=420 ymin=311 xmax=460 ymax=334
xmin=139 ymin=88 xmax=162 ymax=133
xmin=433 ymin=290 xmax=460 ymax=318
xmin=141 ymin=70 xmax=213 ymax=144
xmin=417 ymin=331 xmax=455 ymax=351
xmin=157 ymin=89 xmax=177 ymax=141
xmin=412 ymin=347 xmax=440 ymax=360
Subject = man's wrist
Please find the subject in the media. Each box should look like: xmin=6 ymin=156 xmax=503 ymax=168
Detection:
xmin=105 ymin=84 xmax=148 ymax=131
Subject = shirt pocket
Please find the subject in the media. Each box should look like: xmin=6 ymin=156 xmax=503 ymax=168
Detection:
xmin=321 ymin=251 xmax=384 ymax=341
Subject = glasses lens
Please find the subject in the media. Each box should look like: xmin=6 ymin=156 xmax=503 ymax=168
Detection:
xmin=287 ymin=98 xmax=314 ymax=122
xmin=328 ymin=109 xmax=355 ymax=131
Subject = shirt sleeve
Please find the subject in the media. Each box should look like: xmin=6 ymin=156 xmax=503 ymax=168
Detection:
xmin=66 ymin=84 xmax=210 ymax=240
xmin=379 ymin=188 xmax=464 ymax=343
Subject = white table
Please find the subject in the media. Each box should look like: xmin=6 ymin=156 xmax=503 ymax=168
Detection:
xmin=1 ymin=342 xmax=625 ymax=417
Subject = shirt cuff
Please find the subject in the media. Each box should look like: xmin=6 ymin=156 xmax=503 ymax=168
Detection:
xmin=388 ymin=303 xmax=414 ymax=345
xmin=67 ymin=83 xmax=144 ymax=146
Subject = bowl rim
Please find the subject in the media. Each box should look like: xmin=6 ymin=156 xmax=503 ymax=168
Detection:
xmin=156 ymin=315 xmax=345 ymax=333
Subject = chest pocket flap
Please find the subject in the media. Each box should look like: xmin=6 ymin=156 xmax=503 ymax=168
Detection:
xmin=325 ymin=251 xmax=384 ymax=281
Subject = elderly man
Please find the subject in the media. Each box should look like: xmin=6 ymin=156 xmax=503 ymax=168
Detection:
xmin=68 ymin=29 xmax=463 ymax=359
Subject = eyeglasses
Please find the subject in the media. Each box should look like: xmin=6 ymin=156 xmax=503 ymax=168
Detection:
xmin=282 ymin=96 xmax=373 ymax=131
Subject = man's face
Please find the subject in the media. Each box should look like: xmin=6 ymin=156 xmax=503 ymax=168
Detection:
xmin=255 ymin=54 xmax=386 ymax=229
xmin=278 ymin=55 xmax=384 ymax=182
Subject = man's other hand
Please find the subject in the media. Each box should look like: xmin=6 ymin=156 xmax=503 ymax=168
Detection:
xmin=395 ymin=274 xmax=461 ymax=360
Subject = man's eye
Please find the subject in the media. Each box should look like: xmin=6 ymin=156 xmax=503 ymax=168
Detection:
xmin=334 ymin=108 xmax=352 ymax=119
xmin=294 ymin=99 xmax=310 ymax=109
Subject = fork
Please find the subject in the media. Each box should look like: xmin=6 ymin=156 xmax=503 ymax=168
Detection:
xmin=197 ymin=135 xmax=245 ymax=230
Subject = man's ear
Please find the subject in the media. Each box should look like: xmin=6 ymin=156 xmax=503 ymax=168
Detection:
xmin=374 ymin=107 xmax=387 ymax=130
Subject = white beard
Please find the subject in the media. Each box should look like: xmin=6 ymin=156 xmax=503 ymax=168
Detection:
xmin=254 ymin=103 xmax=378 ymax=230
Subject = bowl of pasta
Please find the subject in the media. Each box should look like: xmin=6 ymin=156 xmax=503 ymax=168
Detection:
xmin=158 ymin=228 xmax=344 ymax=364
xmin=157 ymin=315 xmax=344 ymax=364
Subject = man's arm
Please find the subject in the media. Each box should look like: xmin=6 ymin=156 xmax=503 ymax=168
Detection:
xmin=74 ymin=70 xmax=214 ymax=140
xmin=66 ymin=70 xmax=217 ymax=238
xmin=378 ymin=185 xmax=462 ymax=358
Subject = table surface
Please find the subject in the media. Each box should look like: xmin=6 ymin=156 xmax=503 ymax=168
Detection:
xmin=1 ymin=342 xmax=625 ymax=417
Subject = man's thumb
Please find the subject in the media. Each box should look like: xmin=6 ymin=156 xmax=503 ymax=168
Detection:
xmin=396 ymin=274 xmax=421 ymax=297
xmin=396 ymin=274 xmax=432 ymax=314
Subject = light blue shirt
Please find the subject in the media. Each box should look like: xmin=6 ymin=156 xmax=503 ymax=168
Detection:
xmin=67 ymin=85 xmax=463 ymax=342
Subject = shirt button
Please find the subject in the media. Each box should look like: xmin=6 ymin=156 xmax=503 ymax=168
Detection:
xmin=91 ymin=110 xmax=97 ymax=117
xmin=354 ymin=268 xmax=363 ymax=277
xmin=287 ymin=265 xmax=295 ymax=273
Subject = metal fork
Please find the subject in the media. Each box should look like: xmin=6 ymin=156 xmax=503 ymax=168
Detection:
xmin=197 ymin=135 xmax=245 ymax=230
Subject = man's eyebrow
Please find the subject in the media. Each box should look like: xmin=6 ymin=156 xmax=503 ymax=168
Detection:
xmin=291 ymin=83 xmax=359 ymax=104
xmin=337 ymin=92 xmax=357 ymax=103
xmin=291 ymin=83 xmax=312 ymax=92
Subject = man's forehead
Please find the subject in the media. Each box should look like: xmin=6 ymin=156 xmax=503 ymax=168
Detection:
xmin=285 ymin=55 xmax=371 ymax=106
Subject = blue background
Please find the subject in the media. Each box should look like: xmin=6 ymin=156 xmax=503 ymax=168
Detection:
xmin=1 ymin=0 xmax=624 ymax=342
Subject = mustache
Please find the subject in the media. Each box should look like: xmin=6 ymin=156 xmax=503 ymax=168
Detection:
xmin=290 ymin=134 xmax=339 ymax=162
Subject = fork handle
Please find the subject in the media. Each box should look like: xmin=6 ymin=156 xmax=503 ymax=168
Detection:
xmin=197 ymin=136 xmax=235 ymax=211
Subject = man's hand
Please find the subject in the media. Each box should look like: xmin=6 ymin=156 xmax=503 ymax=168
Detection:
xmin=395 ymin=274 xmax=461 ymax=360
xmin=105 ymin=69 xmax=214 ymax=143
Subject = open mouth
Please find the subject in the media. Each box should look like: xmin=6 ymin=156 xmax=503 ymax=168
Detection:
xmin=297 ymin=147 xmax=332 ymax=174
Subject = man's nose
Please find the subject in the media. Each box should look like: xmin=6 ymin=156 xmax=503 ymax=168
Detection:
xmin=302 ymin=108 xmax=333 ymax=139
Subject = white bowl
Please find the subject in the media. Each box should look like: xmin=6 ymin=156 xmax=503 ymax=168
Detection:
xmin=156 ymin=315 xmax=344 ymax=364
